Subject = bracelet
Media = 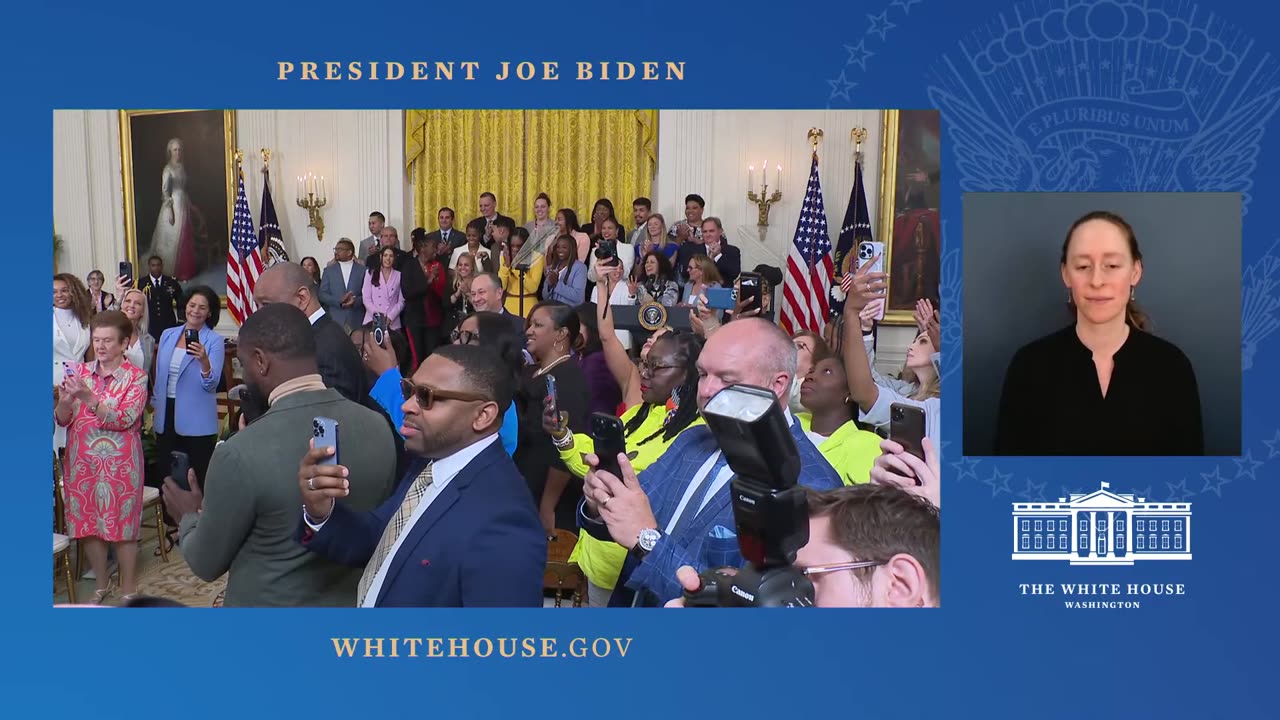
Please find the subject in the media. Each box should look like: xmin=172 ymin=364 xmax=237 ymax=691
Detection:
xmin=552 ymin=430 xmax=574 ymax=450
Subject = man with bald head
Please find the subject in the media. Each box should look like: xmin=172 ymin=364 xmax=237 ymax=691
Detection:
xmin=254 ymin=262 xmax=369 ymax=403
xmin=577 ymin=317 xmax=843 ymax=606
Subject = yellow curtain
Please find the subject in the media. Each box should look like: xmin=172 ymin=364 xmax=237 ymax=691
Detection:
xmin=406 ymin=110 xmax=657 ymax=229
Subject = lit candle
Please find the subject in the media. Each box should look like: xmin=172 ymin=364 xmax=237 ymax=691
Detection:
xmin=748 ymin=164 xmax=754 ymax=189
xmin=763 ymin=159 xmax=769 ymax=187
xmin=776 ymin=164 xmax=782 ymax=190
xmin=296 ymin=175 xmax=302 ymax=201
xmin=320 ymin=175 xmax=326 ymax=202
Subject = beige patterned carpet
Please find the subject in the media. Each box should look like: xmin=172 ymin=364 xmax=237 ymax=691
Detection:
xmin=57 ymin=524 xmax=226 ymax=608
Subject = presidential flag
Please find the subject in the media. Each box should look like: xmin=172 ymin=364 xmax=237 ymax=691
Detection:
xmin=780 ymin=152 xmax=834 ymax=335
xmin=259 ymin=167 xmax=290 ymax=267
xmin=227 ymin=167 xmax=264 ymax=325
xmin=830 ymin=147 xmax=873 ymax=318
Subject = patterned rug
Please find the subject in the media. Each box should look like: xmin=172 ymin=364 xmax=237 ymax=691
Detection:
xmin=58 ymin=526 xmax=227 ymax=608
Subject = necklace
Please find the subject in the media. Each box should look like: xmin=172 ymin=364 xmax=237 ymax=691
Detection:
xmin=534 ymin=353 xmax=572 ymax=377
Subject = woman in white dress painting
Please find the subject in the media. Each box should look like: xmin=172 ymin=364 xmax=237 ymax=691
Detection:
xmin=53 ymin=273 xmax=92 ymax=450
xmin=150 ymin=138 xmax=199 ymax=281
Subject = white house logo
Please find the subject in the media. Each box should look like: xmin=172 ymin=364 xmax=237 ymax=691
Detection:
xmin=1011 ymin=482 xmax=1191 ymax=565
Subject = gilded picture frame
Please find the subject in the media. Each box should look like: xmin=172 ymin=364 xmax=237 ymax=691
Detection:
xmin=120 ymin=109 xmax=236 ymax=305
xmin=877 ymin=109 xmax=942 ymax=325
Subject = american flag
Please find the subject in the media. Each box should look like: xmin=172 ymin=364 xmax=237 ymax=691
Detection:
xmin=781 ymin=153 xmax=834 ymax=335
xmin=227 ymin=167 xmax=264 ymax=324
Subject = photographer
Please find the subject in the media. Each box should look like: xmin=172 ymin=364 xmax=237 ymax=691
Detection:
xmin=664 ymin=484 xmax=939 ymax=607
xmin=586 ymin=217 xmax=635 ymax=284
xmin=577 ymin=317 xmax=842 ymax=606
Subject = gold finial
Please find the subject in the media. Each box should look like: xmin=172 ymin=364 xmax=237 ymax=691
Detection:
xmin=807 ymin=127 xmax=824 ymax=151
xmin=260 ymin=148 xmax=271 ymax=165
xmin=851 ymin=127 xmax=867 ymax=149
xmin=234 ymin=149 xmax=245 ymax=165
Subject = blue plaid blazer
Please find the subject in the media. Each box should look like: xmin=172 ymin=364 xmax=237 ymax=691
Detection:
xmin=580 ymin=416 xmax=842 ymax=606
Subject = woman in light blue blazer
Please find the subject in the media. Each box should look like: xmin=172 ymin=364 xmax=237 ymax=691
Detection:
xmin=152 ymin=285 xmax=225 ymax=542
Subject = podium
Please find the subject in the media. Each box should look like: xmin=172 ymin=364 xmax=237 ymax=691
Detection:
xmin=608 ymin=304 xmax=693 ymax=338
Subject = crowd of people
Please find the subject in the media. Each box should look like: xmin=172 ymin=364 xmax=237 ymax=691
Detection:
xmin=52 ymin=190 xmax=942 ymax=608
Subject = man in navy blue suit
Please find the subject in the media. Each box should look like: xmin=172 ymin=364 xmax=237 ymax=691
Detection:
xmin=295 ymin=343 xmax=546 ymax=607
xmin=578 ymin=317 xmax=843 ymax=606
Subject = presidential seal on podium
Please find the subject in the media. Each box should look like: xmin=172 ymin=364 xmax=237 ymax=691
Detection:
xmin=637 ymin=301 xmax=669 ymax=332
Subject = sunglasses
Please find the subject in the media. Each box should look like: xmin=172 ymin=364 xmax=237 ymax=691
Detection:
xmin=800 ymin=560 xmax=884 ymax=578
xmin=400 ymin=378 xmax=490 ymax=409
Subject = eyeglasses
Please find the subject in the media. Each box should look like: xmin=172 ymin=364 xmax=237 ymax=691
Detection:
xmin=400 ymin=378 xmax=490 ymax=409
xmin=450 ymin=329 xmax=477 ymax=345
xmin=639 ymin=359 xmax=682 ymax=375
xmin=800 ymin=560 xmax=884 ymax=578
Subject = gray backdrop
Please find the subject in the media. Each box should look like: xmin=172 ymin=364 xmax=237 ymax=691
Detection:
xmin=962 ymin=192 xmax=1241 ymax=456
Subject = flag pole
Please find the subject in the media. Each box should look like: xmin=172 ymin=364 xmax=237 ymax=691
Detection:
xmin=806 ymin=128 xmax=823 ymax=274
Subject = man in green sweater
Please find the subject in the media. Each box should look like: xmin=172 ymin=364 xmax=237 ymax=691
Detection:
xmin=162 ymin=304 xmax=398 ymax=606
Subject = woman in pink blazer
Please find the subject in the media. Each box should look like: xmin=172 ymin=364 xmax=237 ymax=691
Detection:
xmin=362 ymin=246 xmax=405 ymax=329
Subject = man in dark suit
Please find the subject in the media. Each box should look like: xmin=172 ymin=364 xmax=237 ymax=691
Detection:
xmin=702 ymin=217 xmax=741 ymax=285
xmin=467 ymin=192 xmax=513 ymax=249
xmin=578 ymin=317 xmax=842 ymax=606
xmin=296 ymin=343 xmax=546 ymax=607
xmin=468 ymin=271 xmax=525 ymax=336
xmin=161 ymin=304 xmax=397 ymax=607
xmin=318 ymin=238 xmax=365 ymax=333
xmin=139 ymin=255 xmax=183 ymax=341
xmin=254 ymin=262 xmax=369 ymax=403
xmin=427 ymin=207 xmax=464 ymax=260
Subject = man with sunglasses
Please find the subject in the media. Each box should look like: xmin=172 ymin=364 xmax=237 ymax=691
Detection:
xmin=665 ymin=484 xmax=940 ymax=607
xmin=165 ymin=304 xmax=399 ymax=606
xmin=296 ymin=343 xmax=546 ymax=607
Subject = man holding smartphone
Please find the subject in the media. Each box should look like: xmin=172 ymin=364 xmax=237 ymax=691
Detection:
xmin=162 ymin=304 xmax=398 ymax=607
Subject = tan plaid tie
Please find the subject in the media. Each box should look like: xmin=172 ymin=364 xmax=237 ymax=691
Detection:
xmin=357 ymin=462 xmax=434 ymax=606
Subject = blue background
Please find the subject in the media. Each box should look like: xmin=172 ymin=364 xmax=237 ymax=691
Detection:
xmin=10 ymin=0 xmax=1279 ymax=717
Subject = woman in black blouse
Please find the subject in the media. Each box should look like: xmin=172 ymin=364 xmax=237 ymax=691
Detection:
xmin=995 ymin=211 xmax=1203 ymax=456
xmin=514 ymin=300 xmax=590 ymax=534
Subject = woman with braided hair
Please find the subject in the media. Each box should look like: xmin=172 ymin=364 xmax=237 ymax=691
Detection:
xmin=543 ymin=276 xmax=706 ymax=606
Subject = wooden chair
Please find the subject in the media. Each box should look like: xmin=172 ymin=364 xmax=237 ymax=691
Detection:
xmin=54 ymin=533 xmax=75 ymax=604
xmin=544 ymin=529 xmax=587 ymax=607
xmin=142 ymin=486 xmax=169 ymax=562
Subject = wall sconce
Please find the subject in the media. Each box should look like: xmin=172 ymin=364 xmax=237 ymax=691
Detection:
xmin=747 ymin=155 xmax=782 ymax=229
xmin=296 ymin=172 xmax=327 ymax=241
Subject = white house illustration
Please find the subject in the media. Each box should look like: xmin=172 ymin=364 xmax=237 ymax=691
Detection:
xmin=1011 ymin=482 xmax=1191 ymax=565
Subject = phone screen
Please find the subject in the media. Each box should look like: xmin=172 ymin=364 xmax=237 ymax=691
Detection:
xmin=739 ymin=272 xmax=762 ymax=312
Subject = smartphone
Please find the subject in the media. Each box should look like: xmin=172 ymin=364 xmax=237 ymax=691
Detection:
xmin=312 ymin=417 xmax=340 ymax=466
xmin=705 ymin=286 xmax=736 ymax=310
xmin=591 ymin=412 xmax=627 ymax=479
xmin=889 ymin=402 xmax=927 ymax=467
xmin=184 ymin=328 xmax=200 ymax=350
xmin=544 ymin=373 xmax=559 ymax=422
xmin=738 ymin=271 xmax=763 ymax=313
xmin=856 ymin=241 xmax=886 ymax=321
xmin=372 ymin=313 xmax=389 ymax=347
xmin=169 ymin=451 xmax=191 ymax=491
xmin=63 ymin=361 xmax=76 ymax=378
xmin=118 ymin=260 xmax=134 ymax=287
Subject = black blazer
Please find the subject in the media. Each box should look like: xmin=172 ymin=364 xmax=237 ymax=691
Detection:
xmin=138 ymin=275 xmax=183 ymax=339
xmin=467 ymin=214 xmax=514 ymax=248
xmin=713 ymin=244 xmax=742 ymax=285
xmin=311 ymin=313 xmax=369 ymax=403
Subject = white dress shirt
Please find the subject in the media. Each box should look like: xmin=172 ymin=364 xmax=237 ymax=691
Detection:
xmin=338 ymin=260 xmax=354 ymax=288
xmin=308 ymin=307 xmax=326 ymax=325
xmin=663 ymin=409 xmax=795 ymax=534
xmin=306 ymin=434 xmax=500 ymax=607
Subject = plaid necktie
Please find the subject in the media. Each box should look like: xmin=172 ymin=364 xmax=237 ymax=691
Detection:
xmin=357 ymin=462 xmax=435 ymax=606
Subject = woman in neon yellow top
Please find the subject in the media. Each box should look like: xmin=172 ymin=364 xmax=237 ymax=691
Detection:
xmin=797 ymin=350 xmax=884 ymax=485
xmin=546 ymin=279 xmax=705 ymax=607
xmin=498 ymin=227 xmax=545 ymax=318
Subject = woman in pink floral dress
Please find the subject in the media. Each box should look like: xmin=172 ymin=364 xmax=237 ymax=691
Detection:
xmin=55 ymin=310 xmax=148 ymax=604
